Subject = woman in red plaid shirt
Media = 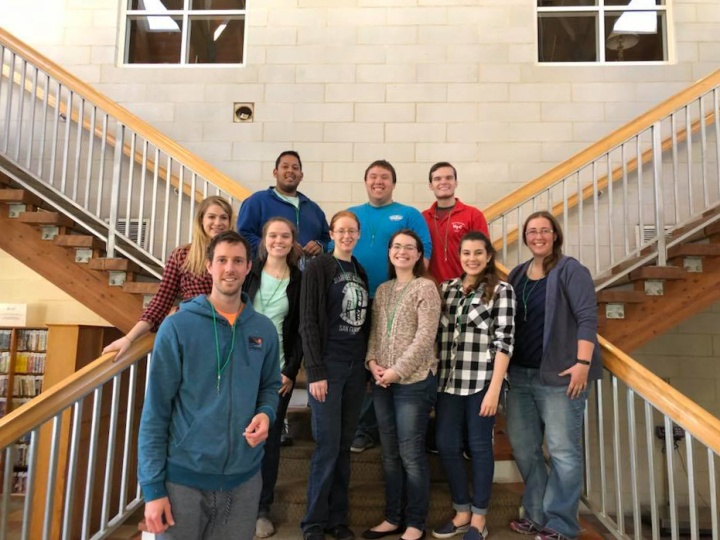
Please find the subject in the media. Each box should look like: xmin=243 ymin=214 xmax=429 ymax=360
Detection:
xmin=103 ymin=196 xmax=234 ymax=358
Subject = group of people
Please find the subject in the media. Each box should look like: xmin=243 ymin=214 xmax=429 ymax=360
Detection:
xmin=112 ymin=151 xmax=602 ymax=540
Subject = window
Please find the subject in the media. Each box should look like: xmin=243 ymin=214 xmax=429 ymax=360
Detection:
xmin=537 ymin=0 xmax=669 ymax=63
xmin=123 ymin=0 xmax=246 ymax=65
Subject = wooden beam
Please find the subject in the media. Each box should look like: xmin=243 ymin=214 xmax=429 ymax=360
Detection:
xmin=0 ymin=210 xmax=143 ymax=333
xmin=600 ymin=253 xmax=720 ymax=352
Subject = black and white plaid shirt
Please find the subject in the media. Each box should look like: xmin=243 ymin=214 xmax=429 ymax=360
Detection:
xmin=437 ymin=278 xmax=516 ymax=395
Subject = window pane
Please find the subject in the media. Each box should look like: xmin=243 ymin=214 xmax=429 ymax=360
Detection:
xmin=126 ymin=16 xmax=183 ymax=64
xmin=605 ymin=12 xmax=665 ymax=62
xmin=538 ymin=0 xmax=597 ymax=6
xmin=129 ymin=0 xmax=183 ymax=10
xmin=538 ymin=13 xmax=598 ymax=62
xmin=190 ymin=0 xmax=246 ymax=9
xmin=187 ymin=16 xmax=244 ymax=63
xmin=604 ymin=0 xmax=663 ymax=6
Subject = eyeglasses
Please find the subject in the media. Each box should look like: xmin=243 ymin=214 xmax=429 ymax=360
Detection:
xmin=525 ymin=228 xmax=554 ymax=237
xmin=390 ymin=243 xmax=418 ymax=252
xmin=333 ymin=228 xmax=358 ymax=236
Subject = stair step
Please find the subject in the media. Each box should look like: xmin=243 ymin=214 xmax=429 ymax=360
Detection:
xmin=271 ymin=478 xmax=520 ymax=529
xmin=596 ymin=290 xmax=646 ymax=304
xmin=0 ymin=188 xmax=42 ymax=207
xmin=17 ymin=210 xmax=74 ymax=227
xmin=628 ymin=265 xmax=686 ymax=281
xmin=88 ymin=258 xmax=142 ymax=273
xmin=122 ymin=281 xmax=160 ymax=295
xmin=54 ymin=234 xmax=104 ymax=250
xmin=668 ymin=242 xmax=720 ymax=258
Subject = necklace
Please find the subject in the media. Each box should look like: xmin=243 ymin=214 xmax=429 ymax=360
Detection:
xmin=257 ymin=266 xmax=288 ymax=310
xmin=521 ymin=275 xmax=542 ymax=322
xmin=210 ymin=300 xmax=244 ymax=394
xmin=385 ymin=278 xmax=414 ymax=337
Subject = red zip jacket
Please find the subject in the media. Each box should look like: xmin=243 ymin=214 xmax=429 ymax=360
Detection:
xmin=422 ymin=198 xmax=489 ymax=283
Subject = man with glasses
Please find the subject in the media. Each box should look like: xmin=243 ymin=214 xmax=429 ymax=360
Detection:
xmin=422 ymin=162 xmax=489 ymax=283
xmin=347 ymin=159 xmax=432 ymax=453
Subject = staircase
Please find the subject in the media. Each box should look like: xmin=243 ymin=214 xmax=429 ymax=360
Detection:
xmin=1 ymin=27 xmax=720 ymax=540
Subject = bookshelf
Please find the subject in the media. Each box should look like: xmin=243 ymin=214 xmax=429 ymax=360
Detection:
xmin=0 ymin=327 xmax=48 ymax=495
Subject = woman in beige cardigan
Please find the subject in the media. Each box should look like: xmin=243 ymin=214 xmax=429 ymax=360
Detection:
xmin=362 ymin=229 xmax=442 ymax=540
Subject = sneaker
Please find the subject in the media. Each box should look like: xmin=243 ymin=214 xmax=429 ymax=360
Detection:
xmin=534 ymin=530 xmax=573 ymax=540
xmin=256 ymin=517 xmax=275 ymax=538
xmin=350 ymin=433 xmax=374 ymax=453
xmin=326 ymin=525 xmax=355 ymax=540
xmin=509 ymin=519 xmax=540 ymax=536
xmin=461 ymin=527 xmax=488 ymax=540
xmin=305 ymin=526 xmax=326 ymax=540
xmin=432 ymin=520 xmax=470 ymax=539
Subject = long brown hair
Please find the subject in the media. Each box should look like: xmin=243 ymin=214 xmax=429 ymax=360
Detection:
xmin=257 ymin=217 xmax=300 ymax=268
xmin=460 ymin=231 xmax=499 ymax=304
xmin=387 ymin=229 xmax=428 ymax=280
xmin=522 ymin=210 xmax=563 ymax=275
xmin=184 ymin=196 xmax=234 ymax=276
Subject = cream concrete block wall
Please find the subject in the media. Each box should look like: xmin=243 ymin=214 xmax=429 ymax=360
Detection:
xmin=633 ymin=302 xmax=720 ymax=417
xmin=0 ymin=248 xmax=111 ymax=327
xmin=3 ymin=0 xmax=720 ymax=216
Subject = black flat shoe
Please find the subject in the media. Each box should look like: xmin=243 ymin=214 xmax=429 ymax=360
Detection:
xmin=361 ymin=526 xmax=404 ymax=539
xmin=400 ymin=530 xmax=426 ymax=540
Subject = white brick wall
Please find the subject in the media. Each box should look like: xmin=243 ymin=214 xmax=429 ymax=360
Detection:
xmin=2 ymin=1 xmax=720 ymax=410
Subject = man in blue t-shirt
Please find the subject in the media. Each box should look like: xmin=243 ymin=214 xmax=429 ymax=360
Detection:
xmin=347 ymin=159 xmax=432 ymax=452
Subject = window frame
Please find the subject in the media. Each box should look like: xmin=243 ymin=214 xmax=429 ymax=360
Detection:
xmin=536 ymin=1 xmax=673 ymax=66
xmin=118 ymin=0 xmax=248 ymax=67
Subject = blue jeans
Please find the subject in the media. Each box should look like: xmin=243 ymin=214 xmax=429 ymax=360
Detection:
xmin=302 ymin=358 xmax=366 ymax=532
xmin=354 ymin=391 xmax=378 ymax=442
xmin=506 ymin=367 xmax=587 ymax=539
xmin=372 ymin=374 xmax=437 ymax=530
xmin=258 ymin=387 xmax=292 ymax=517
xmin=435 ymin=387 xmax=495 ymax=515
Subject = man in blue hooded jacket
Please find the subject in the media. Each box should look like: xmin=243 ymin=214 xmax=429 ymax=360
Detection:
xmin=237 ymin=150 xmax=330 ymax=259
xmin=138 ymin=230 xmax=281 ymax=539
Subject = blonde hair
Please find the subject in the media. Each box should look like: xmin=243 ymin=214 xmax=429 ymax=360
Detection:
xmin=183 ymin=196 xmax=235 ymax=276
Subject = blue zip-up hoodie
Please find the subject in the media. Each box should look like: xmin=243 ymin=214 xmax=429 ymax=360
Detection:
xmin=138 ymin=293 xmax=281 ymax=502
xmin=508 ymin=255 xmax=603 ymax=385
xmin=237 ymin=187 xmax=330 ymax=257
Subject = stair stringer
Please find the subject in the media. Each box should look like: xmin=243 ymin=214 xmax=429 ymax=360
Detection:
xmin=0 ymin=207 xmax=143 ymax=333
xmin=599 ymin=258 xmax=720 ymax=352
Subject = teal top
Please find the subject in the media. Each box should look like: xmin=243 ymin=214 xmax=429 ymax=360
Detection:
xmin=254 ymin=270 xmax=290 ymax=370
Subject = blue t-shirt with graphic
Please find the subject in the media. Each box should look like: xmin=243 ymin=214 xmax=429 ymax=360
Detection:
xmin=348 ymin=202 xmax=432 ymax=297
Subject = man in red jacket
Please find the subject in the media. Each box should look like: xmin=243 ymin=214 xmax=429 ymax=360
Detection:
xmin=422 ymin=162 xmax=490 ymax=283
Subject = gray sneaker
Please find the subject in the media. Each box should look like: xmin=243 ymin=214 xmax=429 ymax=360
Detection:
xmin=350 ymin=433 xmax=374 ymax=453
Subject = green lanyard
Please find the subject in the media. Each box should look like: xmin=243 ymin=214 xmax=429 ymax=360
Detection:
xmin=210 ymin=302 xmax=237 ymax=395
xmin=385 ymin=279 xmax=414 ymax=337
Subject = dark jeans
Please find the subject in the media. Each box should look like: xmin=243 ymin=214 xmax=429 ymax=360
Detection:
xmin=435 ymin=387 xmax=495 ymax=515
xmin=258 ymin=387 xmax=293 ymax=517
xmin=372 ymin=373 xmax=437 ymax=530
xmin=302 ymin=357 xmax=366 ymax=532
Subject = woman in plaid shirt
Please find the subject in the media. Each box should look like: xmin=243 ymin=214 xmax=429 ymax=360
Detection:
xmin=103 ymin=196 xmax=234 ymax=358
xmin=432 ymin=231 xmax=516 ymax=540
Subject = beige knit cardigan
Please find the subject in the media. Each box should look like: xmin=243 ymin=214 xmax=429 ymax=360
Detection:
xmin=366 ymin=277 xmax=441 ymax=384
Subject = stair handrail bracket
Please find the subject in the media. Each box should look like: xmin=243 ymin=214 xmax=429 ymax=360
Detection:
xmin=0 ymin=28 xmax=251 ymax=273
xmin=0 ymin=334 xmax=154 ymax=540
